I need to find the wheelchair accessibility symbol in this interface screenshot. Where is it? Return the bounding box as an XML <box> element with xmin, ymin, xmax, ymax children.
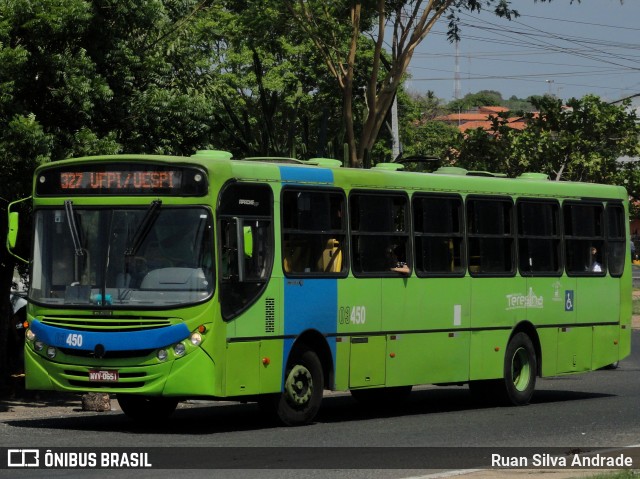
<box><xmin>565</xmin><ymin>290</ymin><xmax>574</xmax><ymax>312</ymax></box>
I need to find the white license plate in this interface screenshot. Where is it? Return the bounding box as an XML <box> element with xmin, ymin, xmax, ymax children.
<box><xmin>88</xmin><ymin>370</ymin><xmax>119</xmax><ymax>382</ymax></box>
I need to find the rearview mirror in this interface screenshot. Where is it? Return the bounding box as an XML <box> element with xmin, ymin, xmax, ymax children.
<box><xmin>7</xmin><ymin>211</ymin><xmax>19</xmax><ymax>250</ymax></box>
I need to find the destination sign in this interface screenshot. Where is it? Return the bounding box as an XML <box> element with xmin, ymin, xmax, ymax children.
<box><xmin>36</xmin><ymin>163</ymin><xmax>208</xmax><ymax>196</ymax></box>
<box><xmin>59</xmin><ymin>170</ymin><xmax>179</xmax><ymax>191</ymax></box>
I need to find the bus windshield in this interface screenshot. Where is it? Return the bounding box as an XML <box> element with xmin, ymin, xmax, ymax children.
<box><xmin>30</xmin><ymin>205</ymin><xmax>214</xmax><ymax>308</ymax></box>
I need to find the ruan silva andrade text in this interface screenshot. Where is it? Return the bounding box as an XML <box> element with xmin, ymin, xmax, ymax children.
<box><xmin>491</xmin><ymin>453</ymin><xmax>634</xmax><ymax>468</ymax></box>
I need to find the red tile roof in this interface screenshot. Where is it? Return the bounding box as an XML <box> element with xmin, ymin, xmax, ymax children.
<box><xmin>434</xmin><ymin>106</ymin><xmax>538</xmax><ymax>133</ymax></box>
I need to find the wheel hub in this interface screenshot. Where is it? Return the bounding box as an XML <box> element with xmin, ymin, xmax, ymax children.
<box><xmin>511</xmin><ymin>346</ymin><xmax>531</xmax><ymax>392</ymax></box>
<box><xmin>285</xmin><ymin>365</ymin><xmax>313</xmax><ymax>406</ymax></box>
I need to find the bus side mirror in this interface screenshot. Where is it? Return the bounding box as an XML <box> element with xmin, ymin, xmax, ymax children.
<box><xmin>7</xmin><ymin>211</ymin><xmax>19</xmax><ymax>250</ymax></box>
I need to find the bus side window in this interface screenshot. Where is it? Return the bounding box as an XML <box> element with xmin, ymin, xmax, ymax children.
<box><xmin>517</xmin><ymin>200</ymin><xmax>561</xmax><ymax>276</ymax></box>
<box><xmin>281</xmin><ymin>189</ymin><xmax>346</xmax><ymax>276</ymax></box>
<box><xmin>466</xmin><ymin>197</ymin><xmax>515</xmax><ymax>276</ymax></box>
<box><xmin>413</xmin><ymin>194</ymin><xmax>464</xmax><ymax>276</ymax></box>
<box><xmin>607</xmin><ymin>203</ymin><xmax>626</xmax><ymax>277</ymax></box>
<box><xmin>350</xmin><ymin>193</ymin><xmax>410</xmax><ymax>276</ymax></box>
<box><xmin>564</xmin><ymin>202</ymin><xmax>605</xmax><ymax>276</ymax></box>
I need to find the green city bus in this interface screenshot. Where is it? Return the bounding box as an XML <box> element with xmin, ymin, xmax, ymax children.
<box><xmin>10</xmin><ymin>151</ymin><xmax>631</xmax><ymax>425</ymax></box>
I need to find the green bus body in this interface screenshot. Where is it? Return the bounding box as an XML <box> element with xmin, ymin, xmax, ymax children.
<box><xmin>21</xmin><ymin>151</ymin><xmax>631</xmax><ymax>425</ymax></box>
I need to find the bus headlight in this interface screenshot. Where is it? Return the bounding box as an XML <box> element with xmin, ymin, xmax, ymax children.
<box><xmin>26</xmin><ymin>329</ymin><xmax>36</xmax><ymax>342</ymax></box>
<box><xmin>34</xmin><ymin>341</ymin><xmax>44</xmax><ymax>351</ymax></box>
<box><xmin>190</xmin><ymin>332</ymin><xmax>202</xmax><ymax>346</ymax></box>
<box><xmin>46</xmin><ymin>347</ymin><xmax>56</xmax><ymax>359</ymax></box>
<box><xmin>157</xmin><ymin>349</ymin><xmax>168</xmax><ymax>361</ymax></box>
<box><xmin>174</xmin><ymin>343</ymin><xmax>186</xmax><ymax>357</ymax></box>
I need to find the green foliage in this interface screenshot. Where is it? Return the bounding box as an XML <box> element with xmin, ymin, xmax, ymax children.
<box><xmin>451</xmin><ymin>95</ymin><xmax>640</xmax><ymax>193</ymax></box>
<box><xmin>196</xmin><ymin>0</ymin><xmax>350</xmax><ymax>159</ymax></box>
<box><xmin>401</xmin><ymin>120</ymin><xmax>461</xmax><ymax>164</ymax></box>
<box><xmin>503</xmin><ymin>95</ymin><xmax>535</xmax><ymax>115</ymax></box>
<box><xmin>0</xmin><ymin>115</ymin><xmax>52</xmax><ymax>195</ymax></box>
<box><xmin>0</xmin><ymin>0</ymin><xmax>219</xmax><ymax>184</ymax></box>
<box><xmin>447</xmin><ymin>90</ymin><xmax>504</xmax><ymax>112</ymax></box>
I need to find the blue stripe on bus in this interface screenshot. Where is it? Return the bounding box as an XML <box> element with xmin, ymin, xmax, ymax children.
<box><xmin>282</xmin><ymin>279</ymin><xmax>337</xmax><ymax>385</ymax></box>
<box><xmin>279</xmin><ymin>166</ymin><xmax>334</xmax><ymax>184</ymax></box>
<box><xmin>30</xmin><ymin>319</ymin><xmax>190</xmax><ymax>352</ymax></box>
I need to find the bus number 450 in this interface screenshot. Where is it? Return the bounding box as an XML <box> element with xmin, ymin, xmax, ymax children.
<box><xmin>339</xmin><ymin>306</ymin><xmax>366</xmax><ymax>325</ymax></box>
<box><xmin>65</xmin><ymin>333</ymin><xmax>83</xmax><ymax>347</ymax></box>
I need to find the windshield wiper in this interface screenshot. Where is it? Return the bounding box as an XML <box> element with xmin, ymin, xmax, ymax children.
<box><xmin>64</xmin><ymin>200</ymin><xmax>84</xmax><ymax>257</ymax></box>
<box><xmin>124</xmin><ymin>199</ymin><xmax>162</xmax><ymax>256</ymax></box>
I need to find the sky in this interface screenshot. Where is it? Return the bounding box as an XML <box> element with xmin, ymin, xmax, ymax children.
<box><xmin>404</xmin><ymin>0</ymin><xmax>640</xmax><ymax>103</ymax></box>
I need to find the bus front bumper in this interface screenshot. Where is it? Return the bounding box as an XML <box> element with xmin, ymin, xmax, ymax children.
<box><xmin>24</xmin><ymin>346</ymin><xmax>218</xmax><ymax>397</ymax></box>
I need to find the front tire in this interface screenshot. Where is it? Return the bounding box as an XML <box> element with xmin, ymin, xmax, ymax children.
<box><xmin>271</xmin><ymin>349</ymin><xmax>324</xmax><ymax>426</ymax></box>
<box><xmin>117</xmin><ymin>395</ymin><xmax>178</xmax><ymax>422</ymax></box>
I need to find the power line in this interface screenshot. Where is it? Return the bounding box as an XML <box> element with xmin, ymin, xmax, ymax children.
<box><xmin>408</xmin><ymin>3</ymin><xmax>640</xmax><ymax>99</ymax></box>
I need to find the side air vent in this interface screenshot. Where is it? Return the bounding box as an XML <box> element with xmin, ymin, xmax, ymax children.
<box><xmin>265</xmin><ymin>298</ymin><xmax>275</xmax><ymax>333</ymax></box>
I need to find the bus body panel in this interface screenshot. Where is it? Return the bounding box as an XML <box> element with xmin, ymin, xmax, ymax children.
<box><xmin>22</xmin><ymin>153</ymin><xmax>632</xmax><ymax>419</ymax></box>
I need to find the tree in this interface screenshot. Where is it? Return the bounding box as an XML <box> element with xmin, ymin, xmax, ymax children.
<box><xmin>0</xmin><ymin>0</ymin><xmax>221</xmax><ymax>393</ymax></box>
<box><xmin>285</xmin><ymin>0</ymin><xmax>529</xmax><ymax>167</ymax></box>
<box><xmin>511</xmin><ymin>95</ymin><xmax>639</xmax><ymax>183</ymax></box>
<box><xmin>199</xmin><ymin>1</ymin><xmax>348</xmax><ymax>159</ymax></box>
<box><xmin>454</xmin><ymin>95</ymin><xmax>640</xmax><ymax>189</ymax></box>
<box><xmin>398</xmin><ymin>89</ymin><xmax>461</xmax><ymax>166</ymax></box>
<box><xmin>448</xmin><ymin>90</ymin><xmax>504</xmax><ymax>112</ymax></box>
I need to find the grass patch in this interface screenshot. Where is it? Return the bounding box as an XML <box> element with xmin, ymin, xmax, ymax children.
<box><xmin>581</xmin><ymin>471</ymin><xmax>638</xmax><ymax>479</ymax></box>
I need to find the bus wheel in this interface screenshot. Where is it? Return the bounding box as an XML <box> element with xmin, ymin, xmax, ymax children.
<box><xmin>503</xmin><ymin>332</ymin><xmax>537</xmax><ymax>406</ymax></box>
<box><xmin>117</xmin><ymin>395</ymin><xmax>178</xmax><ymax>421</ymax></box>
<box><xmin>276</xmin><ymin>349</ymin><xmax>324</xmax><ymax>426</ymax></box>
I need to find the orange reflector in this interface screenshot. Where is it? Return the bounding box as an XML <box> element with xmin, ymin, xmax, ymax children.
<box><xmin>198</xmin><ymin>325</ymin><xmax>206</xmax><ymax>333</ymax></box>
<box><xmin>494</xmin><ymin>347</ymin><xmax>500</xmax><ymax>352</ymax></box>
<box><xmin>262</xmin><ymin>357</ymin><xmax>270</xmax><ymax>366</ymax></box>
<box><xmin>389</xmin><ymin>353</ymin><xmax>396</xmax><ymax>358</ymax></box>
<box><xmin>23</xmin><ymin>321</ymin><xmax>29</xmax><ymax>329</ymax></box>
<box><xmin>614</xmin><ymin>340</ymin><xmax>618</xmax><ymax>345</ymax></box>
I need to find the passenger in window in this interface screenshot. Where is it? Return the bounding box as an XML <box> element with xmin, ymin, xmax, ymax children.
<box><xmin>589</xmin><ymin>247</ymin><xmax>602</xmax><ymax>273</ymax></box>
<box><xmin>386</xmin><ymin>245</ymin><xmax>410</xmax><ymax>275</ymax></box>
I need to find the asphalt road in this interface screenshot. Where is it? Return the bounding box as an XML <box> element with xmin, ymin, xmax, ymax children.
<box><xmin>1</xmin><ymin>331</ymin><xmax>639</xmax><ymax>478</ymax></box>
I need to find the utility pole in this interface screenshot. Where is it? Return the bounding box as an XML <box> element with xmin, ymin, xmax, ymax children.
<box><xmin>454</xmin><ymin>40</ymin><xmax>461</xmax><ymax>100</ymax></box>
<box><xmin>546</xmin><ymin>79</ymin><xmax>555</xmax><ymax>96</ymax></box>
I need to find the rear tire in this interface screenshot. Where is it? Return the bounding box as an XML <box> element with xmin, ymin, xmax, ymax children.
<box><xmin>603</xmin><ymin>361</ymin><xmax>619</xmax><ymax>370</ymax></box>
<box><xmin>503</xmin><ymin>332</ymin><xmax>537</xmax><ymax>405</ymax></box>
<box><xmin>469</xmin><ymin>332</ymin><xmax>536</xmax><ymax>406</ymax></box>
<box><xmin>117</xmin><ymin>395</ymin><xmax>178</xmax><ymax>422</ymax></box>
